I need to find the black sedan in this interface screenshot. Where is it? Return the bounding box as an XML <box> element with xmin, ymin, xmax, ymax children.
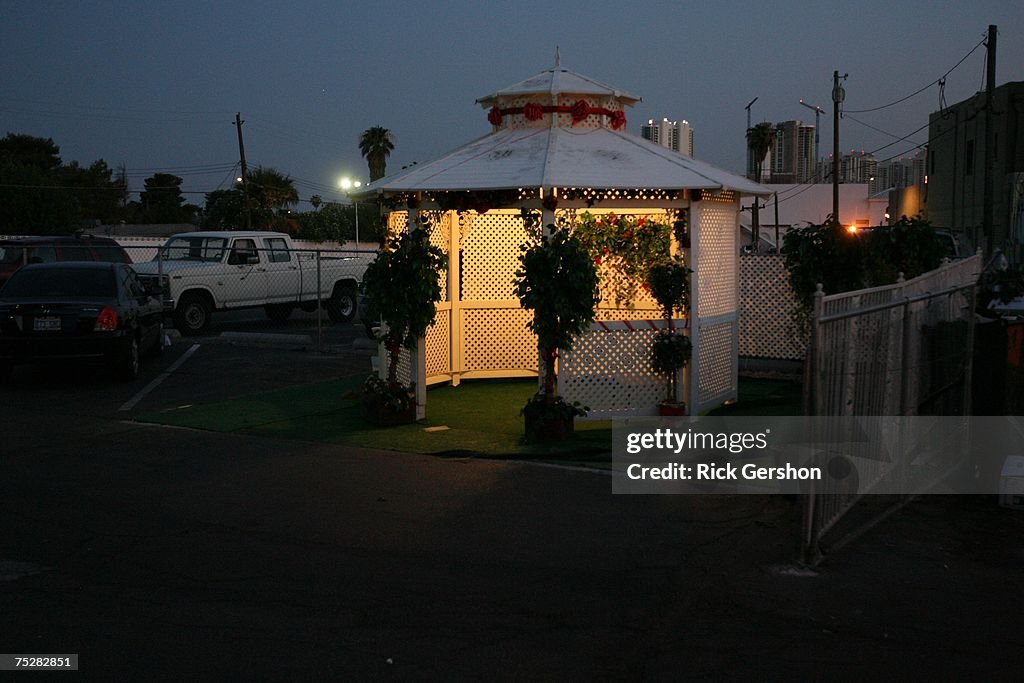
<box><xmin>0</xmin><ymin>262</ymin><xmax>164</xmax><ymax>382</ymax></box>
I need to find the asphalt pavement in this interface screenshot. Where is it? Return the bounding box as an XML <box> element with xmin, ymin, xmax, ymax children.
<box><xmin>1</xmin><ymin>330</ymin><xmax>1022</xmax><ymax>679</ymax></box>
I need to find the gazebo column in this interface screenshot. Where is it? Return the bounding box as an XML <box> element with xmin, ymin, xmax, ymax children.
<box><xmin>687</xmin><ymin>195</ymin><xmax>702</xmax><ymax>412</ymax></box>
<box><xmin>448</xmin><ymin>210</ymin><xmax>462</xmax><ymax>387</ymax></box>
<box><xmin>538</xmin><ymin>194</ymin><xmax>557</xmax><ymax>395</ymax></box>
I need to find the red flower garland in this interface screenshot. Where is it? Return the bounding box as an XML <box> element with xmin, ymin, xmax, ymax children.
<box><xmin>570</xmin><ymin>99</ymin><xmax>591</xmax><ymax>124</ymax></box>
<box><xmin>487</xmin><ymin>106</ymin><xmax>503</xmax><ymax>126</ymax></box>
<box><xmin>523</xmin><ymin>102</ymin><xmax>544</xmax><ymax>121</ymax></box>
<box><xmin>485</xmin><ymin>100</ymin><xmax>627</xmax><ymax>130</ymax></box>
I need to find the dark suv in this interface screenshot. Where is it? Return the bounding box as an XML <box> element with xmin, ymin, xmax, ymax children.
<box><xmin>0</xmin><ymin>234</ymin><xmax>132</xmax><ymax>288</ymax></box>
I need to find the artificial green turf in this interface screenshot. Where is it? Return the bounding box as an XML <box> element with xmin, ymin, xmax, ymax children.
<box><xmin>138</xmin><ymin>375</ymin><xmax>802</xmax><ymax>460</ymax></box>
<box><xmin>139</xmin><ymin>376</ymin><xmax>613</xmax><ymax>462</ymax></box>
<box><xmin>706</xmin><ymin>377</ymin><xmax>803</xmax><ymax>416</ymax></box>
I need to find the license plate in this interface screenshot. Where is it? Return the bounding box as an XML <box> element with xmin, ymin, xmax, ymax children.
<box><xmin>33</xmin><ymin>316</ymin><xmax>61</xmax><ymax>331</ymax></box>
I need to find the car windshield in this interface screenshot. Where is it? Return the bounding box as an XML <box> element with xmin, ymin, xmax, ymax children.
<box><xmin>0</xmin><ymin>267</ymin><xmax>116</xmax><ymax>299</ymax></box>
<box><xmin>159</xmin><ymin>236</ymin><xmax>228</xmax><ymax>262</ymax></box>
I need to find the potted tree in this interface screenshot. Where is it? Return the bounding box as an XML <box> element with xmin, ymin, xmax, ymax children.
<box><xmin>360</xmin><ymin>227</ymin><xmax>446</xmax><ymax>426</ymax></box>
<box><xmin>647</xmin><ymin>256</ymin><xmax>692</xmax><ymax>416</ymax></box>
<box><xmin>514</xmin><ymin>227</ymin><xmax>600</xmax><ymax>441</ymax></box>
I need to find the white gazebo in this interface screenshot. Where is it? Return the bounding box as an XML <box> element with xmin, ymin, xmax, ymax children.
<box><xmin>355</xmin><ymin>67</ymin><xmax>770</xmax><ymax>418</ymax></box>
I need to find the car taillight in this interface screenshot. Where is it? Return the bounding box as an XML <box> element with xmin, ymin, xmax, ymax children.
<box><xmin>94</xmin><ymin>306</ymin><xmax>119</xmax><ymax>332</ymax></box>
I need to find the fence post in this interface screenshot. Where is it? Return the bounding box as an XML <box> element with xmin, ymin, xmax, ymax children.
<box><xmin>898</xmin><ymin>277</ymin><xmax>913</xmax><ymax>417</ymax></box>
<box><xmin>801</xmin><ymin>282</ymin><xmax>825</xmax><ymax>564</ymax></box>
<box><xmin>962</xmin><ymin>284</ymin><xmax>977</xmax><ymax>416</ymax></box>
<box><xmin>316</xmin><ymin>249</ymin><xmax>323</xmax><ymax>353</ymax></box>
<box><xmin>806</xmin><ymin>283</ymin><xmax>824</xmax><ymax>417</ymax></box>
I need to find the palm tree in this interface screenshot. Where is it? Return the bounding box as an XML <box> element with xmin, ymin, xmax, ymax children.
<box><xmin>746</xmin><ymin>122</ymin><xmax>775</xmax><ymax>253</ymax></box>
<box><xmin>359</xmin><ymin>126</ymin><xmax>394</xmax><ymax>182</ymax></box>
<box><xmin>244</xmin><ymin>166</ymin><xmax>299</xmax><ymax>229</ymax></box>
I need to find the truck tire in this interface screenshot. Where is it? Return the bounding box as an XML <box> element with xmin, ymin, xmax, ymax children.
<box><xmin>326</xmin><ymin>283</ymin><xmax>357</xmax><ymax>323</ymax></box>
<box><xmin>175</xmin><ymin>293</ymin><xmax>212</xmax><ymax>335</ymax></box>
<box><xmin>264</xmin><ymin>303</ymin><xmax>294</xmax><ymax>323</ymax></box>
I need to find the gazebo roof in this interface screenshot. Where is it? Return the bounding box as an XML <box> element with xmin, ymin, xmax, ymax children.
<box><xmin>475</xmin><ymin>68</ymin><xmax>641</xmax><ymax>107</ymax></box>
<box><xmin>356</xmin><ymin>68</ymin><xmax>771</xmax><ymax>199</ymax></box>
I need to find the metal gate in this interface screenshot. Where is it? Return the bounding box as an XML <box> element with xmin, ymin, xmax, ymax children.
<box><xmin>802</xmin><ymin>255</ymin><xmax>982</xmax><ymax>560</ymax></box>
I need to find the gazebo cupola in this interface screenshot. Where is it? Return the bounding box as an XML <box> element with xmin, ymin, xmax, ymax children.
<box><xmin>476</xmin><ymin>68</ymin><xmax>639</xmax><ymax>134</ymax></box>
<box><xmin>356</xmin><ymin>67</ymin><xmax>771</xmax><ymax>419</ymax></box>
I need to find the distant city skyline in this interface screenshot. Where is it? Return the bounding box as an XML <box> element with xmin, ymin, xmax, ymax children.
<box><xmin>641</xmin><ymin>118</ymin><xmax>694</xmax><ymax>156</ymax></box>
<box><xmin>1</xmin><ymin>2</ymin><xmax>1020</xmax><ymax>207</ymax></box>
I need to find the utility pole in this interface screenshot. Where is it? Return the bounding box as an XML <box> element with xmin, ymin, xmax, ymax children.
<box><xmin>234</xmin><ymin>112</ymin><xmax>252</xmax><ymax>230</ymax></box>
<box><xmin>745</xmin><ymin>97</ymin><xmax>758</xmax><ymax>178</ymax></box>
<box><xmin>831</xmin><ymin>72</ymin><xmax>845</xmax><ymax>226</ymax></box>
<box><xmin>774</xmin><ymin>192</ymin><xmax>780</xmax><ymax>252</ymax></box>
<box><xmin>982</xmin><ymin>24</ymin><xmax>997</xmax><ymax>254</ymax></box>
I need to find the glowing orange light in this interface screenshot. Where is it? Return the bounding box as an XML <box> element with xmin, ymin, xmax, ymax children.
<box><xmin>847</xmin><ymin>225</ymin><xmax>858</xmax><ymax>234</ymax></box>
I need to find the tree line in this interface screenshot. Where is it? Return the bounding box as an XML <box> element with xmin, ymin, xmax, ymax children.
<box><xmin>0</xmin><ymin>127</ymin><xmax>397</xmax><ymax>243</ymax></box>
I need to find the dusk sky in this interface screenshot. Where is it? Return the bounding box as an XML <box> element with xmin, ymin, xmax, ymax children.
<box><xmin>2</xmin><ymin>1</ymin><xmax>1021</xmax><ymax>208</ymax></box>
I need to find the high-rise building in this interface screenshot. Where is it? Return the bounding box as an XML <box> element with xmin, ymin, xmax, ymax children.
<box><xmin>769</xmin><ymin>121</ymin><xmax>817</xmax><ymax>183</ymax></box>
<box><xmin>876</xmin><ymin>151</ymin><xmax>926</xmax><ymax>192</ymax></box>
<box><xmin>819</xmin><ymin>151</ymin><xmax>880</xmax><ymax>193</ymax></box>
<box><xmin>641</xmin><ymin>118</ymin><xmax>694</xmax><ymax>156</ymax></box>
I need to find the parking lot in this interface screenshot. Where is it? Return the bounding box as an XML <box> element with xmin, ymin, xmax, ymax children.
<box><xmin>1</xmin><ymin>314</ymin><xmax>375</xmax><ymax>420</ymax></box>
<box><xmin>3</xmin><ymin>306</ymin><xmax>1024</xmax><ymax>677</ymax></box>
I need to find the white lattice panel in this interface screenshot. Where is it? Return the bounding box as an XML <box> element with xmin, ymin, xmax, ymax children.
<box><xmin>388</xmin><ymin>211</ymin><xmax>408</xmax><ymax>238</ymax></box>
<box><xmin>696</xmin><ymin>201</ymin><xmax>738</xmax><ymax>319</ymax></box>
<box><xmin>460</xmin><ymin>211</ymin><xmax>530</xmax><ymax>301</ymax></box>
<box><xmin>426</xmin><ymin>309</ymin><xmax>451</xmax><ymax>379</ymax></box>
<box><xmin>394</xmin><ymin>347</ymin><xmax>412</xmax><ymax>388</ymax></box>
<box><xmin>594</xmin><ymin>305</ymin><xmax>661</xmax><ymax>321</ymax></box>
<box><xmin>697</xmin><ymin>321</ymin><xmax>736</xmax><ymax>407</ymax></box>
<box><xmin>461</xmin><ymin>308</ymin><xmax>538</xmax><ymax>372</ymax></box>
<box><xmin>739</xmin><ymin>255</ymin><xmax>806</xmax><ymax>360</ymax></box>
<box><xmin>430</xmin><ymin>212</ymin><xmax>450</xmax><ymax>301</ymax></box>
<box><xmin>561</xmin><ymin>320</ymin><xmax>686</xmax><ymax>418</ymax></box>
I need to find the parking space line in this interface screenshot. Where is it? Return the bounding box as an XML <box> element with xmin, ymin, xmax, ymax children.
<box><xmin>119</xmin><ymin>344</ymin><xmax>201</xmax><ymax>412</ymax></box>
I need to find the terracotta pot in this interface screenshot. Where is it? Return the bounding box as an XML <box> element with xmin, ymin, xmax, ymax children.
<box><xmin>523</xmin><ymin>409</ymin><xmax>575</xmax><ymax>442</ymax></box>
<box><xmin>658</xmin><ymin>402</ymin><xmax>688</xmax><ymax>417</ymax></box>
<box><xmin>363</xmin><ymin>395</ymin><xmax>417</xmax><ymax>426</ymax></box>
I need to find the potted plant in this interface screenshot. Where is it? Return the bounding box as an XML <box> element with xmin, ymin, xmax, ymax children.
<box><xmin>514</xmin><ymin>227</ymin><xmax>600</xmax><ymax>441</ymax></box>
<box><xmin>360</xmin><ymin>227</ymin><xmax>446</xmax><ymax>425</ymax></box>
<box><xmin>647</xmin><ymin>256</ymin><xmax>692</xmax><ymax>416</ymax></box>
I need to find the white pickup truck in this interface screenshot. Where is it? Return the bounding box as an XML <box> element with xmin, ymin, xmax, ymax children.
<box><xmin>133</xmin><ymin>231</ymin><xmax>371</xmax><ymax>335</ymax></box>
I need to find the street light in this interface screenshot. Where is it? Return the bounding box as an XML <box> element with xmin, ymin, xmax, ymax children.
<box><xmin>339</xmin><ymin>178</ymin><xmax>363</xmax><ymax>246</ymax></box>
<box><xmin>798</xmin><ymin>100</ymin><xmax>826</xmax><ymax>182</ymax></box>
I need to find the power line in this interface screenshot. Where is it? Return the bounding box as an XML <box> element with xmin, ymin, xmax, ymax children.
<box><xmin>844</xmin><ymin>35</ymin><xmax>986</xmax><ymax>114</ymax></box>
